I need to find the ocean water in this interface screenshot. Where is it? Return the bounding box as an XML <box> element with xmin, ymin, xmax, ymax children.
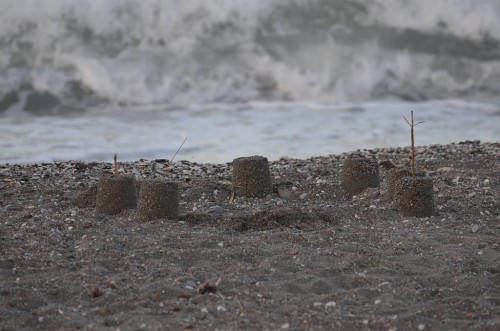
<box><xmin>1</xmin><ymin>0</ymin><xmax>500</xmax><ymax>163</ymax></box>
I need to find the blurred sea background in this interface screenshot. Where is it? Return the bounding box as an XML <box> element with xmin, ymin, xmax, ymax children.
<box><xmin>0</xmin><ymin>0</ymin><xmax>499</xmax><ymax>163</ymax></box>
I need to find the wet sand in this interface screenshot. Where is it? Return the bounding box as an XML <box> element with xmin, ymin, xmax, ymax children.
<box><xmin>0</xmin><ymin>141</ymin><xmax>499</xmax><ymax>330</ymax></box>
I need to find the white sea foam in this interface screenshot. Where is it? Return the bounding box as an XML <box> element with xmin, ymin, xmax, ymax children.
<box><xmin>1</xmin><ymin>0</ymin><xmax>500</xmax><ymax>111</ymax></box>
<box><xmin>1</xmin><ymin>1</ymin><xmax>499</xmax><ymax>163</ymax></box>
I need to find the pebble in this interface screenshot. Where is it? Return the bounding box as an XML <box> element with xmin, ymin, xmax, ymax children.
<box><xmin>299</xmin><ymin>193</ymin><xmax>308</xmax><ymax>200</ymax></box>
<box><xmin>277</xmin><ymin>186</ymin><xmax>294</xmax><ymax>200</ymax></box>
<box><xmin>281</xmin><ymin>323</ymin><xmax>290</xmax><ymax>329</ymax></box>
<box><xmin>185</xmin><ymin>280</ymin><xmax>197</xmax><ymax>290</ymax></box>
<box><xmin>207</xmin><ymin>206</ymin><xmax>225</xmax><ymax>215</ymax></box>
<box><xmin>325</xmin><ymin>301</ymin><xmax>336</xmax><ymax>308</ymax></box>
<box><xmin>418</xmin><ymin>324</ymin><xmax>425</xmax><ymax>330</ymax></box>
<box><xmin>471</xmin><ymin>224</ymin><xmax>480</xmax><ymax>233</ymax></box>
<box><xmin>217</xmin><ymin>305</ymin><xmax>226</xmax><ymax>312</ymax></box>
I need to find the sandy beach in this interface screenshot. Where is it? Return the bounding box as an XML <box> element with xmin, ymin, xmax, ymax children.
<box><xmin>0</xmin><ymin>141</ymin><xmax>499</xmax><ymax>330</ymax></box>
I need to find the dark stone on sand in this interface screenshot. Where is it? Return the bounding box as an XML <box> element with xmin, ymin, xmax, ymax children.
<box><xmin>206</xmin><ymin>205</ymin><xmax>225</xmax><ymax>215</ymax></box>
<box><xmin>393</xmin><ymin>176</ymin><xmax>436</xmax><ymax>217</ymax></box>
<box><xmin>197</xmin><ymin>281</ymin><xmax>218</xmax><ymax>294</ymax></box>
<box><xmin>341</xmin><ymin>157</ymin><xmax>380</xmax><ymax>197</ymax></box>
<box><xmin>138</xmin><ymin>181</ymin><xmax>179</xmax><ymax>221</ymax></box>
<box><xmin>232</xmin><ymin>156</ymin><xmax>272</xmax><ymax>198</ymax></box>
<box><xmin>73</xmin><ymin>185</ymin><xmax>97</xmax><ymax>208</ymax></box>
<box><xmin>96</xmin><ymin>176</ymin><xmax>137</xmax><ymax>215</ymax></box>
<box><xmin>24</xmin><ymin>91</ymin><xmax>60</xmax><ymax>113</ymax></box>
<box><xmin>72</xmin><ymin>162</ymin><xmax>90</xmax><ymax>172</ymax></box>
<box><xmin>0</xmin><ymin>91</ymin><xmax>19</xmax><ymax>113</ymax></box>
<box><xmin>387</xmin><ymin>168</ymin><xmax>425</xmax><ymax>201</ymax></box>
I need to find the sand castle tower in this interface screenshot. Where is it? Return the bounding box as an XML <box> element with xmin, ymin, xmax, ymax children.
<box><xmin>138</xmin><ymin>181</ymin><xmax>179</xmax><ymax>221</ymax></box>
<box><xmin>232</xmin><ymin>156</ymin><xmax>272</xmax><ymax>198</ymax></box>
<box><xmin>392</xmin><ymin>176</ymin><xmax>435</xmax><ymax>217</ymax></box>
<box><xmin>341</xmin><ymin>156</ymin><xmax>380</xmax><ymax>197</ymax></box>
<box><xmin>96</xmin><ymin>175</ymin><xmax>138</xmax><ymax>215</ymax></box>
<box><xmin>387</xmin><ymin>168</ymin><xmax>425</xmax><ymax>201</ymax></box>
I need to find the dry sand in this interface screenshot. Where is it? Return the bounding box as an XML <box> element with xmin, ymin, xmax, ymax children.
<box><xmin>0</xmin><ymin>141</ymin><xmax>499</xmax><ymax>330</ymax></box>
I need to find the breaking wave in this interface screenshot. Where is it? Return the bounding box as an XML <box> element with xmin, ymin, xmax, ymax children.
<box><xmin>1</xmin><ymin>0</ymin><xmax>500</xmax><ymax>113</ymax></box>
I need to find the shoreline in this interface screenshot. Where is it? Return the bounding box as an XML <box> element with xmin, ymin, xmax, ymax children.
<box><xmin>0</xmin><ymin>141</ymin><xmax>499</xmax><ymax>330</ymax></box>
<box><xmin>2</xmin><ymin>99</ymin><xmax>499</xmax><ymax>165</ymax></box>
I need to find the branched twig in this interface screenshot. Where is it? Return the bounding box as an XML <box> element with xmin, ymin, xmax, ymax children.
<box><xmin>402</xmin><ymin>111</ymin><xmax>425</xmax><ymax>177</ymax></box>
<box><xmin>171</xmin><ymin>138</ymin><xmax>188</xmax><ymax>163</ymax></box>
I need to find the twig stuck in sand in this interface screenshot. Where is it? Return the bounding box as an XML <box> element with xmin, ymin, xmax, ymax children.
<box><xmin>403</xmin><ymin>111</ymin><xmax>425</xmax><ymax>176</ymax></box>
<box><xmin>113</xmin><ymin>153</ymin><xmax>118</xmax><ymax>176</ymax></box>
<box><xmin>171</xmin><ymin>138</ymin><xmax>188</xmax><ymax>163</ymax></box>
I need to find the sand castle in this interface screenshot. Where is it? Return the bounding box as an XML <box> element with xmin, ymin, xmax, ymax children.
<box><xmin>138</xmin><ymin>180</ymin><xmax>179</xmax><ymax>221</ymax></box>
<box><xmin>341</xmin><ymin>156</ymin><xmax>380</xmax><ymax>197</ymax></box>
<box><xmin>88</xmin><ymin>151</ymin><xmax>435</xmax><ymax>220</ymax></box>
<box><xmin>392</xmin><ymin>176</ymin><xmax>435</xmax><ymax>217</ymax></box>
<box><xmin>95</xmin><ymin>175</ymin><xmax>137</xmax><ymax>215</ymax></box>
<box><xmin>232</xmin><ymin>155</ymin><xmax>273</xmax><ymax>198</ymax></box>
<box><xmin>88</xmin><ymin>111</ymin><xmax>437</xmax><ymax>219</ymax></box>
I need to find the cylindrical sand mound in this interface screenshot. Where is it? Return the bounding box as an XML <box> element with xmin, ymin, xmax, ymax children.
<box><xmin>96</xmin><ymin>176</ymin><xmax>138</xmax><ymax>215</ymax></box>
<box><xmin>393</xmin><ymin>176</ymin><xmax>435</xmax><ymax>217</ymax></box>
<box><xmin>341</xmin><ymin>157</ymin><xmax>380</xmax><ymax>197</ymax></box>
<box><xmin>232</xmin><ymin>156</ymin><xmax>272</xmax><ymax>198</ymax></box>
<box><xmin>387</xmin><ymin>168</ymin><xmax>425</xmax><ymax>201</ymax></box>
<box><xmin>138</xmin><ymin>181</ymin><xmax>179</xmax><ymax>221</ymax></box>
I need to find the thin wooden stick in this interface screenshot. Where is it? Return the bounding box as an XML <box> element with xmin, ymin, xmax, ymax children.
<box><xmin>402</xmin><ymin>111</ymin><xmax>426</xmax><ymax>177</ymax></box>
<box><xmin>171</xmin><ymin>138</ymin><xmax>187</xmax><ymax>163</ymax></box>
<box><xmin>410</xmin><ymin>111</ymin><xmax>415</xmax><ymax>177</ymax></box>
<box><xmin>113</xmin><ymin>153</ymin><xmax>118</xmax><ymax>176</ymax></box>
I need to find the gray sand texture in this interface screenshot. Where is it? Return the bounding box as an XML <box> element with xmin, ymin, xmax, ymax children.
<box><xmin>0</xmin><ymin>141</ymin><xmax>499</xmax><ymax>330</ymax></box>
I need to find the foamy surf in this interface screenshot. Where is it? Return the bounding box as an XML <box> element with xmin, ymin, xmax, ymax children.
<box><xmin>1</xmin><ymin>1</ymin><xmax>500</xmax><ymax>163</ymax></box>
<box><xmin>1</xmin><ymin>0</ymin><xmax>500</xmax><ymax>112</ymax></box>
